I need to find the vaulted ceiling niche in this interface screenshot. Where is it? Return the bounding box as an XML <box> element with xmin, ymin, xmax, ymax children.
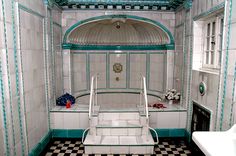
<box><xmin>63</xmin><ymin>15</ymin><xmax>174</xmax><ymax>50</ymax></box>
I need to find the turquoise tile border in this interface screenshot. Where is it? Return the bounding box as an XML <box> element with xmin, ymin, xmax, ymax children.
<box><xmin>11</xmin><ymin>0</ymin><xmax>26</xmax><ymax>154</ymax></box>
<box><xmin>153</xmin><ymin>129</ymin><xmax>187</xmax><ymax>138</ymax></box>
<box><xmin>51</xmin><ymin>129</ymin><xmax>187</xmax><ymax>139</ymax></box>
<box><xmin>63</xmin><ymin>44</ymin><xmax>175</xmax><ymax>51</ymax></box>
<box><xmin>0</xmin><ymin>0</ymin><xmax>12</xmax><ymax>155</ymax></box>
<box><xmin>52</xmin><ymin>129</ymin><xmax>85</xmax><ymax>138</ymax></box>
<box><xmin>29</xmin><ymin>131</ymin><xmax>52</xmax><ymax>156</ymax></box>
<box><xmin>220</xmin><ymin>0</ymin><xmax>233</xmax><ymax>131</ymax></box>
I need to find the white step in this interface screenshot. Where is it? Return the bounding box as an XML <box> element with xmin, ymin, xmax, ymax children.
<box><xmin>84</xmin><ymin>135</ymin><xmax>155</xmax><ymax>154</ymax></box>
<box><xmin>98</xmin><ymin>112</ymin><xmax>140</xmax><ymax>121</ymax></box>
<box><xmin>96</xmin><ymin>120</ymin><xmax>143</xmax><ymax>136</ymax></box>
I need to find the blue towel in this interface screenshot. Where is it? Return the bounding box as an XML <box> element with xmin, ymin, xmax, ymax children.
<box><xmin>56</xmin><ymin>93</ymin><xmax>75</xmax><ymax>106</ymax></box>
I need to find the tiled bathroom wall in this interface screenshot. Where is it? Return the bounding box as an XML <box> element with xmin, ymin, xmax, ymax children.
<box><xmin>0</xmin><ymin>0</ymin><xmax>63</xmax><ymax>155</ymax></box>
<box><xmin>175</xmin><ymin>0</ymin><xmax>236</xmax><ymax>132</ymax></box>
<box><xmin>70</xmin><ymin>51</ymin><xmax>169</xmax><ymax>98</ymax></box>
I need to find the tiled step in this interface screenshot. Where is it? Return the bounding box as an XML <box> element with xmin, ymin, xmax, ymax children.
<box><xmin>84</xmin><ymin>135</ymin><xmax>155</xmax><ymax>154</ymax></box>
<box><xmin>97</xmin><ymin>120</ymin><xmax>141</xmax><ymax>127</ymax></box>
<box><xmin>96</xmin><ymin>127</ymin><xmax>142</xmax><ymax>136</ymax></box>
<box><xmin>98</xmin><ymin>112</ymin><xmax>140</xmax><ymax>121</ymax></box>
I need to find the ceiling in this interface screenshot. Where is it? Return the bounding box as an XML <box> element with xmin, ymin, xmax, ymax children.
<box><xmin>68</xmin><ymin>18</ymin><xmax>170</xmax><ymax>45</ymax></box>
<box><xmin>52</xmin><ymin>0</ymin><xmax>190</xmax><ymax>11</ymax></box>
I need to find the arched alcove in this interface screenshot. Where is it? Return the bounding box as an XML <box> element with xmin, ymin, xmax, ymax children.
<box><xmin>63</xmin><ymin>15</ymin><xmax>174</xmax><ymax>50</ymax></box>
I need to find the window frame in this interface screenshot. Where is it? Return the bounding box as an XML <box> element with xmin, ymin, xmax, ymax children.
<box><xmin>202</xmin><ymin>14</ymin><xmax>223</xmax><ymax>69</ymax></box>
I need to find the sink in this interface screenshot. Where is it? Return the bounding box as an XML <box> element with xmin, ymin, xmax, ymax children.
<box><xmin>192</xmin><ymin>124</ymin><xmax>236</xmax><ymax>156</ymax></box>
<box><xmin>227</xmin><ymin>124</ymin><xmax>236</xmax><ymax>133</ymax></box>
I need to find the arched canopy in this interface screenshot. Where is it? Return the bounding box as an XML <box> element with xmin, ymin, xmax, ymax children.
<box><xmin>63</xmin><ymin>15</ymin><xmax>175</xmax><ymax>50</ymax></box>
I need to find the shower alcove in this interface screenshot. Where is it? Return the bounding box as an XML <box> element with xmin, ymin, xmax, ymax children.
<box><xmin>50</xmin><ymin>15</ymin><xmax>187</xmax><ymax>137</ymax></box>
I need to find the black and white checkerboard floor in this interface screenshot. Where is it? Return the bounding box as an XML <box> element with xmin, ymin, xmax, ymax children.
<box><xmin>42</xmin><ymin>138</ymin><xmax>193</xmax><ymax>156</ymax></box>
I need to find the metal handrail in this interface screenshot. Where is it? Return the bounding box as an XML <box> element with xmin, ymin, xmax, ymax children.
<box><xmin>139</xmin><ymin>75</ymin><xmax>149</xmax><ymax>121</ymax></box>
<box><xmin>88</xmin><ymin>74</ymin><xmax>98</xmax><ymax>119</ymax></box>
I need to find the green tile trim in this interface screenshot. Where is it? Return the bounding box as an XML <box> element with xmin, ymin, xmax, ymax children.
<box><xmin>29</xmin><ymin>131</ymin><xmax>52</xmax><ymax>156</ymax></box>
<box><xmin>151</xmin><ymin>129</ymin><xmax>187</xmax><ymax>138</ymax></box>
<box><xmin>220</xmin><ymin>0</ymin><xmax>232</xmax><ymax>131</ymax></box>
<box><xmin>193</xmin><ymin>2</ymin><xmax>225</xmax><ymax>21</ymax></box>
<box><xmin>11</xmin><ymin>0</ymin><xmax>25</xmax><ymax>154</ymax></box>
<box><xmin>52</xmin><ymin>129</ymin><xmax>85</xmax><ymax>138</ymax></box>
<box><xmin>51</xmin><ymin>128</ymin><xmax>187</xmax><ymax>139</ymax></box>
<box><xmin>63</xmin><ymin>14</ymin><xmax>175</xmax><ymax>45</ymax></box>
<box><xmin>0</xmin><ymin>0</ymin><xmax>12</xmax><ymax>155</ymax></box>
<box><xmin>62</xmin><ymin>43</ymin><xmax>175</xmax><ymax>51</ymax></box>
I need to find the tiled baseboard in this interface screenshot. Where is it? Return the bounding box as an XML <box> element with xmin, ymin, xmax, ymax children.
<box><xmin>29</xmin><ymin>131</ymin><xmax>52</xmax><ymax>156</ymax></box>
<box><xmin>29</xmin><ymin>128</ymin><xmax>189</xmax><ymax>156</ymax></box>
<box><xmin>51</xmin><ymin>128</ymin><xmax>188</xmax><ymax>138</ymax></box>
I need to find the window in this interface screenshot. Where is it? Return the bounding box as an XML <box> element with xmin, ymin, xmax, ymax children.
<box><xmin>203</xmin><ymin>15</ymin><xmax>223</xmax><ymax>69</ymax></box>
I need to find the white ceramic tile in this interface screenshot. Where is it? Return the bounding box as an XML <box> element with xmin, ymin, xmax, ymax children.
<box><xmin>101</xmin><ymin>136</ymin><xmax>119</xmax><ymax>145</ymax></box>
<box><xmin>110</xmin><ymin>128</ymin><xmax>128</xmax><ymax>136</ymax></box>
<box><xmin>130</xmin><ymin>146</ymin><xmax>146</xmax><ymax>154</ymax></box>
<box><xmin>93</xmin><ymin>146</ymin><xmax>110</xmax><ymax>154</ymax></box>
<box><xmin>157</xmin><ymin>112</ymin><xmax>179</xmax><ymax>128</ymax></box>
<box><xmin>110</xmin><ymin>146</ymin><xmax>129</xmax><ymax>154</ymax></box>
<box><xmin>79</xmin><ymin>113</ymin><xmax>89</xmax><ymax>128</ymax></box>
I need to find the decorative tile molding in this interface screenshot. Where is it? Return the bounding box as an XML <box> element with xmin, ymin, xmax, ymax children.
<box><xmin>0</xmin><ymin>0</ymin><xmax>12</xmax><ymax>154</ymax></box>
<box><xmin>219</xmin><ymin>0</ymin><xmax>233</xmax><ymax>131</ymax></box>
<box><xmin>51</xmin><ymin>128</ymin><xmax>187</xmax><ymax>138</ymax></box>
<box><xmin>45</xmin><ymin>0</ymin><xmax>187</xmax><ymax>11</ymax></box>
<box><xmin>183</xmin><ymin>0</ymin><xmax>192</xmax><ymax>10</ymax></box>
<box><xmin>63</xmin><ymin>44</ymin><xmax>175</xmax><ymax>50</ymax></box>
<box><xmin>11</xmin><ymin>0</ymin><xmax>26</xmax><ymax>154</ymax></box>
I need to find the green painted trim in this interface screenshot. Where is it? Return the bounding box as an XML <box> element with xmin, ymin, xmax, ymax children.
<box><xmin>51</xmin><ymin>128</ymin><xmax>187</xmax><ymax>139</ymax></box>
<box><xmin>193</xmin><ymin>2</ymin><xmax>225</xmax><ymax>21</ymax></box>
<box><xmin>62</xmin><ymin>43</ymin><xmax>175</xmax><ymax>51</ymax></box>
<box><xmin>29</xmin><ymin>131</ymin><xmax>52</xmax><ymax>156</ymax></box>
<box><xmin>152</xmin><ymin>129</ymin><xmax>187</xmax><ymax>138</ymax></box>
<box><xmin>220</xmin><ymin>0</ymin><xmax>232</xmax><ymax>131</ymax></box>
<box><xmin>63</xmin><ymin>14</ymin><xmax>175</xmax><ymax>45</ymax></box>
<box><xmin>18</xmin><ymin>3</ymin><xmax>44</xmax><ymax>18</ymax></box>
<box><xmin>11</xmin><ymin>0</ymin><xmax>25</xmax><ymax>154</ymax></box>
<box><xmin>52</xmin><ymin>129</ymin><xmax>85</xmax><ymax>138</ymax></box>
